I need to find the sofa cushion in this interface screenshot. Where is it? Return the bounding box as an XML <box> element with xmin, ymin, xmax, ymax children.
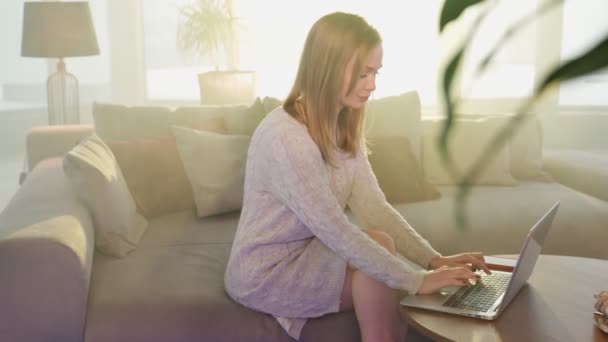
<box><xmin>543</xmin><ymin>149</ymin><xmax>608</xmax><ymax>201</ymax></box>
<box><xmin>84</xmin><ymin>210</ymin><xmax>361</xmax><ymax>342</ymax></box>
<box><xmin>224</xmin><ymin>97</ymin><xmax>267</xmax><ymax>135</ymax></box>
<box><xmin>262</xmin><ymin>96</ymin><xmax>283</xmax><ymax>115</ymax></box>
<box><xmin>63</xmin><ymin>133</ymin><xmax>148</xmax><ymax>258</ymax></box>
<box><xmin>107</xmin><ymin>117</ymin><xmax>227</xmax><ymax>219</ymax></box>
<box><xmin>173</xmin><ymin>126</ymin><xmax>250</xmax><ymax>218</ymax></box>
<box><xmin>507</xmin><ymin>114</ymin><xmax>553</xmax><ymax>182</ymax></box>
<box><xmin>107</xmin><ymin>138</ymin><xmax>194</xmax><ymax>218</ymax></box>
<box><xmin>94</xmin><ymin>98</ymin><xmax>266</xmax><ymax>142</ymax></box>
<box><xmin>422</xmin><ymin>117</ymin><xmax>517</xmax><ymax>185</ymax></box>
<box><xmin>93</xmin><ymin>103</ymin><xmax>172</xmax><ymax>141</ymax></box>
<box><xmin>395</xmin><ymin>181</ymin><xmax>608</xmax><ymax>260</ymax></box>
<box><xmin>368</xmin><ymin>136</ymin><xmax>440</xmax><ymax>204</ymax></box>
<box><xmin>365</xmin><ymin>91</ymin><xmax>422</xmax><ymax>160</ymax></box>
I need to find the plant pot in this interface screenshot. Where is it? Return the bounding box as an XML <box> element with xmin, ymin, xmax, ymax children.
<box><xmin>197</xmin><ymin>70</ymin><xmax>256</xmax><ymax>105</ymax></box>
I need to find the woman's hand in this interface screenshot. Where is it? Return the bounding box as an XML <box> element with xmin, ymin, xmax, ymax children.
<box><xmin>428</xmin><ymin>253</ymin><xmax>491</xmax><ymax>275</ymax></box>
<box><xmin>416</xmin><ymin>266</ymin><xmax>480</xmax><ymax>295</ymax></box>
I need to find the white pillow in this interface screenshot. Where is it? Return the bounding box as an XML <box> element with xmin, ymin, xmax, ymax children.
<box><xmin>172</xmin><ymin>126</ymin><xmax>251</xmax><ymax>217</ymax></box>
<box><xmin>63</xmin><ymin>133</ymin><xmax>148</xmax><ymax>257</ymax></box>
<box><xmin>422</xmin><ymin>117</ymin><xmax>517</xmax><ymax>185</ymax></box>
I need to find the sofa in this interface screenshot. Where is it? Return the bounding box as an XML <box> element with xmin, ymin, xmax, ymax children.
<box><xmin>1</xmin><ymin>91</ymin><xmax>607</xmax><ymax>342</ymax></box>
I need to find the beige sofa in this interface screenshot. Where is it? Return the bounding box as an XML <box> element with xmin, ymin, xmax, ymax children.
<box><xmin>1</xmin><ymin>92</ymin><xmax>607</xmax><ymax>342</ymax></box>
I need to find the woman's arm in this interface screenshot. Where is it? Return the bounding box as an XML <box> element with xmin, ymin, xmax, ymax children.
<box><xmin>266</xmin><ymin>128</ymin><xmax>425</xmax><ymax>293</ymax></box>
<box><xmin>347</xmin><ymin>147</ymin><xmax>441</xmax><ymax>269</ymax></box>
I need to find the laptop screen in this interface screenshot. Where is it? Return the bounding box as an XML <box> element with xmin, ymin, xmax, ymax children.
<box><xmin>498</xmin><ymin>202</ymin><xmax>559</xmax><ymax>311</ymax></box>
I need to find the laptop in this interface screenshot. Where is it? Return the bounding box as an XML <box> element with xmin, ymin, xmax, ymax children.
<box><xmin>400</xmin><ymin>201</ymin><xmax>560</xmax><ymax>320</ymax></box>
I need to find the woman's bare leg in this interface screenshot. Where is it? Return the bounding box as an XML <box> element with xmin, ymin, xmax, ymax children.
<box><xmin>340</xmin><ymin>230</ymin><xmax>407</xmax><ymax>342</ymax></box>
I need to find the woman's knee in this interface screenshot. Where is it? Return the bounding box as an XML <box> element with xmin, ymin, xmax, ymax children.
<box><xmin>365</xmin><ymin>230</ymin><xmax>396</xmax><ymax>254</ymax></box>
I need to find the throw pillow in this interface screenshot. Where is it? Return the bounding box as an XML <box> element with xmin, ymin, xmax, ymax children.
<box><xmin>368</xmin><ymin>136</ymin><xmax>440</xmax><ymax>204</ymax></box>
<box><xmin>107</xmin><ymin>117</ymin><xmax>227</xmax><ymax>219</ymax></box>
<box><xmin>509</xmin><ymin>115</ymin><xmax>553</xmax><ymax>182</ymax></box>
<box><xmin>173</xmin><ymin>126</ymin><xmax>251</xmax><ymax>218</ymax></box>
<box><xmin>422</xmin><ymin>117</ymin><xmax>517</xmax><ymax>185</ymax></box>
<box><xmin>262</xmin><ymin>96</ymin><xmax>283</xmax><ymax>114</ymax></box>
<box><xmin>93</xmin><ymin>103</ymin><xmax>172</xmax><ymax>141</ymax></box>
<box><xmin>63</xmin><ymin>133</ymin><xmax>148</xmax><ymax>258</ymax></box>
<box><xmin>223</xmin><ymin>97</ymin><xmax>267</xmax><ymax>135</ymax></box>
<box><xmin>94</xmin><ymin>98</ymin><xmax>265</xmax><ymax>141</ymax></box>
<box><xmin>365</xmin><ymin>91</ymin><xmax>422</xmax><ymax>160</ymax></box>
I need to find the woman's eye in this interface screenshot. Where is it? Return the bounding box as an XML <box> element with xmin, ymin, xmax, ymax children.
<box><xmin>360</xmin><ymin>71</ymin><xmax>379</xmax><ymax>79</ymax></box>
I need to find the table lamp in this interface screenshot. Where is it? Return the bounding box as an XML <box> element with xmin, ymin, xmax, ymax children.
<box><xmin>21</xmin><ymin>1</ymin><xmax>99</xmax><ymax>125</ymax></box>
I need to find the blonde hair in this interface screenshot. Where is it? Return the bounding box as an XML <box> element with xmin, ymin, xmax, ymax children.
<box><xmin>283</xmin><ymin>12</ymin><xmax>381</xmax><ymax>164</ymax></box>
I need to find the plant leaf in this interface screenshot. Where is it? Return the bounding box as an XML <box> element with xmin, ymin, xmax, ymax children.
<box><xmin>439</xmin><ymin>4</ymin><xmax>492</xmax><ymax>227</ymax></box>
<box><xmin>476</xmin><ymin>0</ymin><xmax>563</xmax><ymax>76</ymax></box>
<box><xmin>538</xmin><ymin>34</ymin><xmax>608</xmax><ymax>89</ymax></box>
<box><xmin>439</xmin><ymin>6</ymin><xmax>491</xmax><ymax>174</ymax></box>
<box><xmin>439</xmin><ymin>0</ymin><xmax>485</xmax><ymax>33</ymax></box>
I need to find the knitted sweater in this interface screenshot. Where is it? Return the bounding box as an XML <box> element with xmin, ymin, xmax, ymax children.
<box><xmin>224</xmin><ymin>107</ymin><xmax>440</xmax><ymax>339</ymax></box>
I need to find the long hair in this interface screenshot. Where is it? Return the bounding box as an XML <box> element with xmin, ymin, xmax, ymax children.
<box><xmin>283</xmin><ymin>12</ymin><xmax>381</xmax><ymax>164</ymax></box>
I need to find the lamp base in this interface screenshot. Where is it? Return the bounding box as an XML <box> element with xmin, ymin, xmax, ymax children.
<box><xmin>47</xmin><ymin>58</ymin><xmax>80</xmax><ymax>125</ymax></box>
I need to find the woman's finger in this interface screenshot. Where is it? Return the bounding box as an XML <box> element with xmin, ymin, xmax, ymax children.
<box><xmin>451</xmin><ymin>267</ymin><xmax>480</xmax><ymax>280</ymax></box>
<box><xmin>467</xmin><ymin>254</ymin><xmax>492</xmax><ymax>274</ymax></box>
<box><xmin>468</xmin><ymin>252</ymin><xmax>485</xmax><ymax>261</ymax></box>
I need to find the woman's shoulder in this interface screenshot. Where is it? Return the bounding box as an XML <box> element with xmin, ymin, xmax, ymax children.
<box><xmin>257</xmin><ymin>107</ymin><xmax>311</xmax><ymax>143</ymax></box>
<box><xmin>253</xmin><ymin>107</ymin><xmax>321</xmax><ymax>158</ymax></box>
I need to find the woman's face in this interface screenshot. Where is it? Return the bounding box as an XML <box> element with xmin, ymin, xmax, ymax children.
<box><xmin>340</xmin><ymin>44</ymin><xmax>383</xmax><ymax>110</ymax></box>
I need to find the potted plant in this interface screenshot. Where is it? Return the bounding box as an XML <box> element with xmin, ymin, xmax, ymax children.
<box><xmin>177</xmin><ymin>0</ymin><xmax>255</xmax><ymax>105</ymax></box>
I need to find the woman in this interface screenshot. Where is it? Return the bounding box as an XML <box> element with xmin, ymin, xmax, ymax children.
<box><xmin>225</xmin><ymin>12</ymin><xmax>490</xmax><ymax>342</ymax></box>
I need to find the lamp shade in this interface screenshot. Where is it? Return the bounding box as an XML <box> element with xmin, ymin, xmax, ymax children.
<box><xmin>21</xmin><ymin>1</ymin><xmax>99</xmax><ymax>58</ymax></box>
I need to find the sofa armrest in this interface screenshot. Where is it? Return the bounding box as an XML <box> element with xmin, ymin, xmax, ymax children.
<box><xmin>26</xmin><ymin>124</ymin><xmax>94</xmax><ymax>171</ymax></box>
<box><xmin>543</xmin><ymin>149</ymin><xmax>608</xmax><ymax>202</ymax></box>
<box><xmin>0</xmin><ymin>158</ymin><xmax>95</xmax><ymax>342</ymax></box>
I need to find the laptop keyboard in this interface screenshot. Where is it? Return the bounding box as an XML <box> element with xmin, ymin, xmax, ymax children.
<box><xmin>442</xmin><ymin>272</ymin><xmax>511</xmax><ymax>312</ymax></box>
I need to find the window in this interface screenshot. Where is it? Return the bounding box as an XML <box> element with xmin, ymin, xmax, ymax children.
<box><xmin>141</xmin><ymin>0</ymin><xmax>202</xmax><ymax>101</ymax></box>
<box><xmin>558</xmin><ymin>0</ymin><xmax>608</xmax><ymax>107</ymax></box>
<box><xmin>141</xmin><ymin>0</ymin><xmax>441</xmax><ymax>104</ymax></box>
<box><xmin>450</xmin><ymin>1</ymin><xmax>538</xmax><ymax>100</ymax></box>
<box><xmin>140</xmin><ymin>0</ymin><xmax>607</xmax><ymax>112</ymax></box>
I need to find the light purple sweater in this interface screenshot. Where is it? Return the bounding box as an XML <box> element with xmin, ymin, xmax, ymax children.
<box><xmin>224</xmin><ymin>107</ymin><xmax>440</xmax><ymax>339</ymax></box>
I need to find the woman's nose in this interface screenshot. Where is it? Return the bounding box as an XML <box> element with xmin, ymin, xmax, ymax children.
<box><xmin>366</xmin><ymin>75</ymin><xmax>376</xmax><ymax>91</ymax></box>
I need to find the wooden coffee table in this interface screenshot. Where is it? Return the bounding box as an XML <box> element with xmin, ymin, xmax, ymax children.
<box><xmin>403</xmin><ymin>255</ymin><xmax>608</xmax><ymax>341</ymax></box>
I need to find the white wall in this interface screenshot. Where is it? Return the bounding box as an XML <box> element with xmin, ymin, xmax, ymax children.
<box><xmin>68</xmin><ymin>0</ymin><xmax>111</xmax><ymax>85</ymax></box>
<box><xmin>0</xmin><ymin>1</ymin><xmax>47</xmax><ymax>86</ymax></box>
<box><xmin>107</xmin><ymin>0</ymin><xmax>146</xmax><ymax>105</ymax></box>
<box><xmin>0</xmin><ymin>0</ymin><xmax>111</xmax><ymax>103</ymax></box>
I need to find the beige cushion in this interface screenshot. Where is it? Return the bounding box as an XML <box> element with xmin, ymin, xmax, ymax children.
<box><xmin>543</xmin><ymin>149</ymin><xmax>608</xmax><ymax>201</ymax></box>
<box><xmin>262</xmin><ymin>96</ymin><xmax>283</xmax><ymax>115</ymax></box>
<box><xmin>93</xmin><ymin>103</ymin><xmax>172</xmax><ymax>141</ymax></box>
<box><xmin>107</xmin><ymin>117</ymin><xmax>227</xmax><ymax>219</ymax></box>
<box><xmin>223</xmin><ymin>98</ymin><xmax>267</xmax><ymax>135</ymax></box>
<box><xmin>368</xmin><ymin>136</ymin><xmax>440</xmax><ymax>204</ymax></box>
<box><xmin>509</xmin><ymin>115</ymin><xmax>553</xmax><ymax>181</ymax></box>
<box><xmin>107</xmin><ymin>138</ymin><xmax>193</xmax><ymax>219</ymax></box>
<box><xmin>93</xmin><ymin>98</ymin><xmax>266</xmax><ymax>142</ymax></box>
<box><xmin>365</xmin><ymin>91</ymin><xmax>422</xmax><ymax>160</ymax></box>
<box><xmin>63</xmin><ymin>133</ymin><xmax>148</xmax><ymax>257</ymax></box>
<box><xmin>173</xmin><ymin>126</ymin><xmax>251</xmax><ymax>218</ymax></box>
<box><xmin>423</xmin><ymin>117</ymin><xmax>516</xmax><ymax>185</ymax></box>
